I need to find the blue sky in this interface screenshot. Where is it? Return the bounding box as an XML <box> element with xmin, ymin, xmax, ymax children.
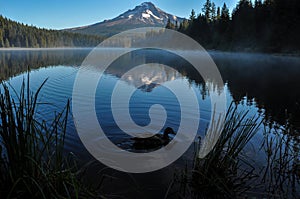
<box><xmin>0</xmin><ymin>0</ymin><xmax>239</xmax><ymax>29</ymax></box>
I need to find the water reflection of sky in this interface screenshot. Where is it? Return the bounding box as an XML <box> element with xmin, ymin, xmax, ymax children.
<box><xmin>2</xmin><ymin>49</ymin><xmax>300</xmax><ymax>150</ymax></box>
<box><xmin>1</xmin><ymin>49</ymin><xmax>300</xmax><ymax>198</ymax></box>
<box><xmin>95</xmin><ymin>63</ymin><xmax>215</xmax><ymax>149</ymax></box>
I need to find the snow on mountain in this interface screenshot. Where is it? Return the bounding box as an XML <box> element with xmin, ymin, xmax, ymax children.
<box><xmin>115</xmin><ymin>2</ymin><xmax>182</xmax><ymax>25</ymax></box>
<box><xmin>66</xmin><ymin>2</ymin><xmax>185</xmax><ymax>36</ymax></box>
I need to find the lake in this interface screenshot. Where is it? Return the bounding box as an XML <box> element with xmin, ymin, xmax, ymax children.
<box><xmin>1</xmin><ymin>48</ymin><xmax>300</xmax><ymax>197</ymax></box>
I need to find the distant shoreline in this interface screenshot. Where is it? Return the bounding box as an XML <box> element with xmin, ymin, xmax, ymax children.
<box><xmin>208</xmin><ymin>49</ymin><xmax>300</xmax><ymax>58</ymax></box>
<box><xmin>1</xmin><ymin>47</ymin><xmax>299</xmax><ymax>58</ymax></box>
<box><xmin>0</xmin><ymin>47</ymin><xmax>95</xmax><ymax>51</ymax></box>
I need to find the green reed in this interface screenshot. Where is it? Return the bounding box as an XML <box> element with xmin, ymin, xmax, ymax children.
<box><xmin>173</xmin><ymin>103</ymin><xmax>262</xmax><ymax>198</ymax></box>
<box><xmin>260</xmin><ymin>124</ymin><xmax>300</xmax><ymax>198</ymax></box>
<box><xmin>0</xmin><ymin>77</ymin><xmax>97</xmax><ymax>198</ymax></box>
<box><xmin>170</xmin><ymin>103</ymin><xmax>300</xmax><ymax>198</ymax></box>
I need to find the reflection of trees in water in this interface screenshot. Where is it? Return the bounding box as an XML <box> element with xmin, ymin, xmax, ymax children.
<box><xmin>1</xmin><ymin>49</ymin><xmax>299</xmax><ymax>132</ymax></box>
<box><xmin>212</xmin><ymin>52</ymin><xmax>300</xmax><ymax>131</ymax></box>
<box><xmin>0</xmin><ymin>49</ymin><xmax>90</xmax><ymax>81</ymax></box>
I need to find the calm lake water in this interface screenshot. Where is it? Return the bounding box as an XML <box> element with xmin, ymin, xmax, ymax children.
<box><xmin>1</xmin><ymin>48</ymin><xmax>300</xmax><ymax>197</ymax></box>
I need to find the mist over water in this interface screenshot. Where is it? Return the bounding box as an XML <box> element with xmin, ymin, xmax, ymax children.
<box><xmin>1</xmin><ymin>48</ymin><xmax>300</xmax><ymax>196</ymax></box>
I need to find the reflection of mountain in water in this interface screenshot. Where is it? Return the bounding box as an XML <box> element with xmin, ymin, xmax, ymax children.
<box><xmin>2</xmin><ymin>49</ymin><xmax>300</xmax><ymax>132</ymax></box>
<box><xmin>120</xmin><ymin>64</ymin><xmax>181</xmax><ymax>92</ymax></box>
<box><xmin>138</xmin><ymin>83</ymin><xmax>159</xmax><ymax>92</ymax></box>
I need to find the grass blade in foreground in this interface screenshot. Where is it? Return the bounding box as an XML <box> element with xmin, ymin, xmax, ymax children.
<box><xmin>0</xmin><ymin>79</ymin><xmax>97</xmax><ymax>198</ymax></box>
<box><xmin>176</xmin><ymin>103</ymin><xmax>261</xmax><ymax>198</ymax></box>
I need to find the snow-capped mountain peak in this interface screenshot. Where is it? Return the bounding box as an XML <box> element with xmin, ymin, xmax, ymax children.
<box><xmin>66</xmin><ymin>2</ymin><xmax>184</xmax><ymax>36</ymax></box>
<box><xmin>115</xmin><ymin>2</ymin><xmax>182</xmax><ymax>25</ymax></box>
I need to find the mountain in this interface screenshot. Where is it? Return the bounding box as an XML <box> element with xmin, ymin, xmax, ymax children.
<box><xmin>65</xmin><ymin>2</ymin><xmax>185</xmax><ymax>36</ymax></box>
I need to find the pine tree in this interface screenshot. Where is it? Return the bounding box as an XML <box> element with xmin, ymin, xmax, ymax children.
<box><xmin>0</xmin><ymin>15</ymin><xmax>103</xmax><ymax>48</ymax></box>
<box><xmin>217</xmin><ymin>7</ymin><xmax>221</xmax><ymax>21</ymax></box>
<box><xmin>0</xmin><ymin>38</ymin><xmax>4</xmax><ymax>47</ymax></box>
<box><xmin>0</xmin><ymin>29</ymin><xmax>4</xmax><ymax>47</ymax></box>
<box><xmin>166</xmin><ymin>18</ymin><xmax>172</xmax><ymax>29</ymax></box>
<box><xmin>25</xmin><ymin>37</ymin><xmax>29</xmax><ymax>47</ymax></box>
<box><xmin>211</xmin><ymin>3</ymin><xmax>216</xmax><ymax>22</ymax></box>
<box><xmin>254</xmin><ymin>0</ymin><xmax>262</xmax><ymax>8</ymax></box>
<box><xmin>15</xmin><ymin>38</ymin><xmax>21</xmax><ymax>47</ymax></box>
<box><xmin>4</xmin><ymin>38</ymin><xmax>10</xmax><ymax>47</ymax></box>
<box><xmin>166</xmin><ymin>18</ymin><xmax>175</xmax><ymax>29</ymax></box>
<box><xmin>202</xmin><ymin>0</ymin><xmax>212</xmax><ymax>22</ymax></box>
<box><xmin>179</xmin><ymin>20</ymin><xmax>189</xmax><ymax>32</ymax></box>
<box><xmin>221</xmin><ymin>3</ymin><xmax>230</xmax><ymax>21</ymax></box>
<box><xmin>237</xmin><ymin>0</ymin><xmax>252</xmax><ymax>9</ymax></box>
<box><xmin>189</xmin><ymin>9</ymin><xmax>196</xmax><ymax>22</ymax></box>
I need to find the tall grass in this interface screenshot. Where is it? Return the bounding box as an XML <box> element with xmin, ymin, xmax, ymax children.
<box><xmin>170</xmin><ymin>104</ymin><xmax>300</xmax><ymax>198</ymax></box>
<box><xmin>0</xmin><ymin>77</ymin><xmax>96</xmax><ymax>198</ymax></box>
<box><xmin>174</xmin><ymin>103</ymin><xmax>262</xmax><ymax>198</ymax></box>
<box><xmin>260</xmin><ymin>124</ymin><xmax>300</xmax><ymax>198</ymax></box>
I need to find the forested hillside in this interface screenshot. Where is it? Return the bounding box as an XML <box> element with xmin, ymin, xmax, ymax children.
<box><xmin>170</xmin><ymin>0</ymin><xmax>300</xmax><ymax>53</ymax></box>
<box><xmin>0</xmin><ymin>15</ymin><xmax>104</xmax><ymax>48</ymax></box>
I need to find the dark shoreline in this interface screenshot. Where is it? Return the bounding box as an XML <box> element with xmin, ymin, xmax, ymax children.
<box><xmin>1</xmin><ymin>47</ymin><xmax>300</xmax><ymax>58</ymax></box>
